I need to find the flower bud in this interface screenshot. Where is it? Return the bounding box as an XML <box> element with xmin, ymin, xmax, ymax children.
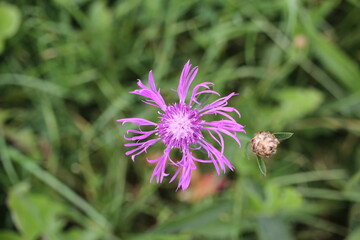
<box><xmin>251</xmin><ymin>131</ymin><xmax>280</xmax><ymax>158</ymax></box>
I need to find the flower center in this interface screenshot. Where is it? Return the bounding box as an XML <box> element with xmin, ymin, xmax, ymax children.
<box><xmin>158</xmin><ymin>103</ymin><xmax>203</xmax><ymax>148</ymax></box>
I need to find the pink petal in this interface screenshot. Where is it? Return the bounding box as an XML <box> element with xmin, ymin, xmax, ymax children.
<box><xmin>147</xmin><ymin>148</ymin><xmax>171</xmax><ymax>183</ymax></box>
<box><xmin>117</xmin><ymin>118</ymin><xmax>157</xmax><ymax>126</ymax></box>
<box><xmin>177</xmin><ymin>60</ymin><xmax>199</xmax><ymax>103</ymax></box>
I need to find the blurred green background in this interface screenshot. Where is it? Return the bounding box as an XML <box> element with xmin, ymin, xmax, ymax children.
<box><xmin>1</xmin><ymin>0</ymin><xmax>360</xmax><ymax>239</ymax></box>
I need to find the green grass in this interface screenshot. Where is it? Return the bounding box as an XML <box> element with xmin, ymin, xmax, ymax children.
<box><xmin>1</xmin><ymin>0</ymin><xmax>360</xmax><ymax>239</ymax></box>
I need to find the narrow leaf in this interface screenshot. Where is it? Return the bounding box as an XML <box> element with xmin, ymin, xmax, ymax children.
<box><xmin>257</xmin><ymin>156</ymin><xmax>267</xmax><ymax>176</ymax></box>
<box><xmin>273</xmin><ymin>132</ymin><xmax>293</xmax><ymax>141</ymax></box>
<box><xmin>8</xmin><ymin>148</ymin><xmax>110</xmax><ymax>230</ymax></box>
<box><xmin>0</xmin><ymin>231</ymin><xmax>22</xmax><ymax>240</ymax></box>
<box><xmin>0</xmin><ymin>3</ymin><xmax>21</xmax><ymax>39</ymax></box>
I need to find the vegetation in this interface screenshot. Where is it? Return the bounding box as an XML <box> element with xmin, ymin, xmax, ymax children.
<box><xmin>1</xmin><ymin>0</ymin><xmax>360</xmax><ymax>239</ymax></box>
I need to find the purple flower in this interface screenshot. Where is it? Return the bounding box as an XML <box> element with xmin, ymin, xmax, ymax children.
<box><xmin>117</xmin><ymin>60</ymin><xmax>246</xmax><ymax>190</ymax></box>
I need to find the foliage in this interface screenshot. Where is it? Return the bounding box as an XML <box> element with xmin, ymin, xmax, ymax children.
<box><xmin>1</xmin><ymin>0</ymin><xmax>360</xmax><ymax>239</ymax></box>
<box><xmin>0</xmin><ymin>2</ymin><xmax>21</xmax><ymax>53</ymax></box>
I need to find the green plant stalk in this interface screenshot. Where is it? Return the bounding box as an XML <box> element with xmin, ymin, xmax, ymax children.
<box><xmin>0</xmin><ymin>128</ymin><xmax>19</xmax><ymax>184</ymax></box>
<box><xmin>271</xmin><ymin>169</ymin><xmax>347</xmax><ymax>186</ymax></box>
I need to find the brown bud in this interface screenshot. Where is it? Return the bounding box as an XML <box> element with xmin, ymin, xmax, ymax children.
<box><xmin>251</xmin><ymin>131</ymin><xmax>280</xmax><ymax>158</ymax></box>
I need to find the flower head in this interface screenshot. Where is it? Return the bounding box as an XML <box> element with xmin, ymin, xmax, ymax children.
<box><xmin>251</xmin><ymin>131</ymin><xmax>280</xmax><ymax>158</ymax></box>
<box><xmin>117</xmin><ymin>60</ymin><xmax>246</xmax><ymax>190</ymax></box>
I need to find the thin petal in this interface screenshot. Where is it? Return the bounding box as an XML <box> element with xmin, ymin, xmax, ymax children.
<box><xmin>207</xmin><ymin>129</ymin><xmax>225</xmax><ymax>154</ymax></box>
<box><xmin>124</xmin><ymin>129</ymin><xmax>157</xmax><ymax>141</ymax></box>
<box><xmin>125</xmin><ymin>138</ymin><xmax>160</xmax><ymax>161</ymax></box>
<box><xmin>117</xmin><ymin>118</ymin><xmax>157</xmax><ymax>126</ymax></box>
<box><xmin>199</xmin><ymin>92</ymin><xmax>238</xmax><ymax>112</ymax></box>
<box><xmin>130</xmin><ymin>76</ymin><xmax>167</xmax><ymax>111</ymax></box>
<box><xmin>148</xmin><ymin>71</ymin><xmax>157</xmax><ymax>92</ymax></box>
<box><xmin>189</xmin><ymin>82</ymin><xmax>220</xmax><ymax>105</ymax></box>
<box><xmin>147</xmin><ymin>148</ymin><xmax>171</xmax><ymax>183</ymax></box>
<box><xmin>200</xmin><ymin>109</ymin><xmax>236</xmax><ymax>122</ymax></box>
<box><xmin>169</xmin><ymin>148</ymin><xmax>197</xmax><ymax>191</ymax></box>
<box><xmin>203</xmin><ymin>120</ymin><xmax>246</xmax><ymax>133</ymax></box>
<box><xmin>202</xmin><ymin>126</ymin><xmax>242</xmax><ymax>146</ymax></box>
<box><xmin>177</xmin><ymin>60</ymin><xmax>199</xmax><ymax>103</ymax></box>
<box><xmin>199</xmin><ymin>140</ymin><xmax>234</xmax><ymax>173</ymax></box>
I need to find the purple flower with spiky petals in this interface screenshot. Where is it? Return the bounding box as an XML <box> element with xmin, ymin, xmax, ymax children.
<box><xmin>117</xmin><ymin>60</ymin><xmax>246</xmax><ymax>190</ymax></box>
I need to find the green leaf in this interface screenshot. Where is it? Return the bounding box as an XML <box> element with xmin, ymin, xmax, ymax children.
<box><xmin>0</xmin><ymin>231</ymin><xmax>22</xmax><ymax>240</ymax></box>
<box><xmin>53</xmin><ymin>0</ymin><xmax>90</xmax><ymax>6</ymax></box>
<box><xmin>301</xmin><ymin>10</ymin><xmax>360</xmax><ymax>92</ymax></box>
<box><xmin>60</xmin><ymin>228</ymin><xmax>102</xmax><ymax>240</ymax></box>
<box><xmin>257</xmin><ymin>215</ymin><xmax>294</xmax><ymax>240</ymax></box>
<box><xmin>349</xmin><ymin>203</ymin><xmax>360</xmax><ymax>232</ymax></box>
<box><xmin>273</xmin><ymin>132</ymin><xmax>294</xmax><ymax>141</ymax></box>
<box><xmin>269</xmin><ymin>87</ymin><xmax>323</xmax><ymax>129</ymax></box>
<box><xmin>257</xmin><ymin>156</ymin><xmax>267</xmax><ymax>176</ymax></box>
<box><xmin>0</xmin><ymin>3</ymin><xmax>21</xmax><ymax>39</ymax></box>
<box><xmin>0</xmin><ymin>74</ymin><xmax>66</xmax><ymax>97</ymax></box>
<box><xmin>126</xmin><ymin>233</ymin><xmax>191</xmax><ymax>240</ymax></box>
<box><xmin>88</xmin><ymin>1</ymin><xmax>112</xmax><ymax>32</ymax></box>
<box><xmin>151</xmin><ymin>201</ymin><xmax>231</xmax><ymax>235</ymax></box>
<box><xmin>8</xmin><ymin>183</ymin><xmax>65</xmax><ymax>240</ymax></box>
<box><xmin>347</xmin><ymin>227</ymin><xmax>360</xmax><ymax>240</ymax></box>
<box><xmin>8</xmin><ymin>148</ymin><xmax>110</xmax><ymax>230</ymax></box>
<box><xmin>347</xmin><ymin>0</ymin><xmax>360</xmax><ymax>6</ymax></box>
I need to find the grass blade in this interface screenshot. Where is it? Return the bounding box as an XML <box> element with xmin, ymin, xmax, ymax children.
<box><xmin>8</xmin><ymin>147</ymin><xmax>110</xmax><ymax>231</ymax></box>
